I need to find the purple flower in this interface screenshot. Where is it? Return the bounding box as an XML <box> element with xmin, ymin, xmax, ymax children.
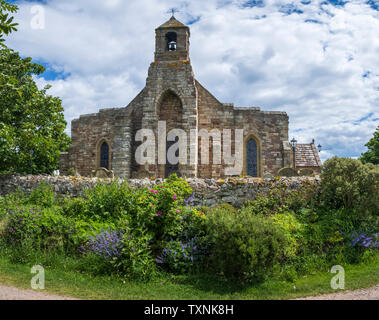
<box><xmin>351</xmin><ymin>231</ymin><xmax>379</xmax><ymax>248</ymax></box>
<box><xmin>85</xmin><ymin>228</ymin><xmax>125</xmax><ymax>259</ymax></box>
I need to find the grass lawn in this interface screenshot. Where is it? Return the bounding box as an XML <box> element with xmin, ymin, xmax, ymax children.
<box><xmin>0</xmin><ymin>254</ymin><xmax>378</xmax><ymax>300</ymax></box>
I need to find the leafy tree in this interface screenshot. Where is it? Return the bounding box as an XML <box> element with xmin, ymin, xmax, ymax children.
<box><xmin>0</xmin><ymin>0</ymin><xmax>18</xmax><ymax>47</ymax></box>
<box><xmin>0</xmin><ymin>49</ymin><xmax>71</xmax><ymax>174</ymax></box>
<box><xmin>0</xmin><ymin>1</ymin><xmax>71</xmax><ymax>174</ymax></box>
<box><xmin>320</xmin><ymin>157</ymin><xmax>378</xmax><ymax>219</ymax></box>
<box><xmin>360</xmin><ymin>126</ymin><xmax>379</xmax><ymax>165</ymax></box>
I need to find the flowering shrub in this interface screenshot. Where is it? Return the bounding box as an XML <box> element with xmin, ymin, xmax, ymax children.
<box><xmin>0</xmin><ymin>172</ymin><xmax>376</xmax><ymax>282</ymax></box>
<box><xmin>3</xmin><ymin>204</ymin><xmax>117</xmax><ymax>254</ymax></box>
<box><xmin>156</xmin><ymin>237</ymin><xmax>201</xmax><ymax>274</ymax></box>
<box><xmin>111</xmin><ymin>231</ymin><xmax>156</xmax><ymax>280</ymax></box>
<box><xmin>120</xmin><ymin>174</ymin><xmax>194</xmax><ymax>251</ymax></box>
<box><xmin>85</xmin><ymin>227</ymin><xmax>124</xmax><ymax>259</ymax></box>
<box><xmin>79</xmin><ymin>227</ymin><xmax>156</xmax><ymax>280</ymax></box>
<box><xmin>350</xmin><ymin>232</ymin><xmax>379</xmax><ymax>249</ymax></box>
<box><xmin>4</xmin><ymin>205</ymin><xmax>76</xmax><ymax>252</ymax></box>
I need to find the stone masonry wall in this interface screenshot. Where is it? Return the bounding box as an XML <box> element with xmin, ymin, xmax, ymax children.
<box><xmin>0</xmin><ymin>175</ymin><xmax>319</xmax><ymax>208</ymax></box>
<box><xmin>196</xmin><ymin>80</ymin><xmax>289</xmax><ymax>177</ymax></box>
<box><xmin>65</xmin><ymin>108</ymin><xmax>120</xmax><ymax>177</ymax></box>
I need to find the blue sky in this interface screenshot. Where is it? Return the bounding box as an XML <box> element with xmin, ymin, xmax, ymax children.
<box><xmin>4</xmin><ymin>0</ymin><xmax>379</xmax><ymax>162</ymax></box>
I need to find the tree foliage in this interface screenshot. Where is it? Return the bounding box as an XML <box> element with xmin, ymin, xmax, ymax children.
<box><xmin>320</xmin><ymin>157</ymin><xmax>378</xmax><ymax>219</ymax></box>
<box><xmin>360</xmin><ymin>126</ymin><xmax>379</xmax><ymax>165</ymax></box>
<box><xmin>0</xmin><ymin>1</ymin><xmax>71</xmax><ymax>174</ymax></box>
<box><xmin>0</xmin><ymin>0</ymin><xmax>18</xmax><ymax>47</ymax></box>
<box><xmin>0</xmin><ymin>50</ymin><xmax>71</xmax><ymax>174</ymax></box>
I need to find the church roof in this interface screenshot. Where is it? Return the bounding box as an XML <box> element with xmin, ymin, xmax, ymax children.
<box><xmin>157</xmin><ymin>16</ymin><xmax>188</xmax><ymax>29</ymax></box>
<box><xmin>295</xmin><ymin>143</ymin><xmax>322</xmax><ymax>168</ymax></box>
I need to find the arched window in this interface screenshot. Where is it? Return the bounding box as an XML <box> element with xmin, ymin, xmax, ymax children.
<box><xmin>165</xmin><ymin>32</ymin><xmax>177</xmax><ymax>51</ymax></box>
<box><xmin>100</xmin><ymin>141</ymin><xmax>109</xmax><ymax>170</ymax></box>
<box><xmin>246</xmin><ymin>138</ymin><xmax>258</xmax><ymax>177</ymax></box>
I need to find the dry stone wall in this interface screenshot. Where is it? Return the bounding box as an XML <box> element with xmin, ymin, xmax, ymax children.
<box><xmin>0</xmin><ymin>175</ymin><xmax>320</xmax><ymax>208</ymax></box>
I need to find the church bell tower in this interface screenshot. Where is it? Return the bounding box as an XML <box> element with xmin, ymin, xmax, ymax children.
<box><xmin>154</xmin><ymin>15</ymin><xmax>190</xmax><ymax>62</ymax></box>
<box><xmin>139</xmin><ymin>15</ymin><xmax>198</xmax><ymax>179</ymax></box>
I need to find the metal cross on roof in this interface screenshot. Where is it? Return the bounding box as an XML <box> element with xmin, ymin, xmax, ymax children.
<box><xmin>168</xmin><ymin>8</ymin><xmax>179</xmax><ymax>17</ymax></box>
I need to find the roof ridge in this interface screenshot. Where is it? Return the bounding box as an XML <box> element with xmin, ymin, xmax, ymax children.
<box><xmin>157</xmin><ymin>16</ymin><xmax>188</xmax><ymax>29</ymax></box>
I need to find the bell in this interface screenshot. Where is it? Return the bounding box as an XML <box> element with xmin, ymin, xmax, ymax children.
<box><xmin>168</xmin><ymin>41</ymin><xmax>177</xmax><ymax>51</ymax></box>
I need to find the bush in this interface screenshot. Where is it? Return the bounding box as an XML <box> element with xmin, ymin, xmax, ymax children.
<box><xmin>320</xmin><ymin>157</ymin><xmax>379</xmax><ymax>219</ymax></box>
<box><xmin>120</xmin><ymin>174</ymin><xmax>193</xmax><ymax>251</ymax></box>
<box><xmin>4</xmin><ymin>205</ymin><xmax>75</xmax><ymax>254</ymax></box>
<box><xmin>61</xmin><ymin>197</ymin><xmax>88</xmax><ymax>218</ymax></box>
<box><xmin>63</xmin><ymin>175</ymin><xmax>193</xmax><ymax>249</ymax></box>
<box><xmin>83</xmin><ymin>181</ymin><xmax>132</xmax><ymax>221</ymax></box>
<box><xmin>156</xmin><ymin>237</ymin><xmax>201</xmax><ymax>274</ymax></box>
<box><xmin>299</xmin><ymin>168</ymin><xmax>314</xmax><ymax>176</ymax></box>
<box><xmin>243</xmin><ymin>182</ymin><xmax>318</xmax><ymax>216</ymax></box>
<box><xmin>277</xmin><ymin>167</ymin><xmax>298</xmax><ymax>177</ymax></box>
<box><xmin>27</xmin><ymin>182</ymin><xmax>56</xmax><ymax>207</ymax></box>
<box><xmin>84</xmin><ymin>227</ymin><xmax>125</xmax><ymax>259</ymax></box>
<box><xmin>1</xmin><ymin>169</ymin><xmax>375</xmax><ymax>282</ymax></box>
<box><xmin>205</xmin><ymin>207</ymin><xmax>288</xmax><ymax>281</ymax></box>
<box><xmin>270</xmin><ymin>212</ymin><xmax>303</xmax><ymax>260</ymax></box>
<box><xmin>3</xmin><ymin>204</ymin><xmax>117</xmax><ymax>256</ymax></box>
<box><xmin>81</xmin><ymin>227</ymin><xmax>156</xmax><ymax>280</ymax></box>
<box><xmin>289</xmin><ymin>208</ymin><xmax>376</xmax><ymax>269</ymax></box>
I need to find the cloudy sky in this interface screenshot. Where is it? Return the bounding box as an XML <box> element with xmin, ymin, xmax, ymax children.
<box><xmin>5</xmin><ymin>0</ymin><xmax>379</xmax><ymax>162</ymax></box>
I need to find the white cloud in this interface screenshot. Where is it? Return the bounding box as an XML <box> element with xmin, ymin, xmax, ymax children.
<box><xmin>5</xmin><ymin>0</ymin><xmax>379</xmax><ymax>162</ymax></box>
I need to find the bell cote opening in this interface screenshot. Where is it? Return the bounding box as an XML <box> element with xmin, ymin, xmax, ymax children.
<box><xmin>166</xmin><ymin>32</ymin><xmax>177</xmax><ymax>51</ymax></box>
<box><xmin>155</xmin><ymin>16</ymin><xmax>190</xmax><ymax>62</ymax></box>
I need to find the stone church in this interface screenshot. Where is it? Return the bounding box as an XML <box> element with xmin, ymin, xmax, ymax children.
<box><xmin>60</xmin><ymin>16</ymin><xmax>321</xmax><ymax>179</ymax></box>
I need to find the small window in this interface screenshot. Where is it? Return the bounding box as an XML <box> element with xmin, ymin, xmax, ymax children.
<box><xmin>246</xmin><ymin>138</ymin><xmax>258</xmax><ymax>177</ymax></box>
<box><xmin>100</xmin><ymin>141</ymin><xmax>109</xmax><ymax>170</ymax></box>
<box><xmin>165</xmin><ymin>32</ymin><xmax>177</xmax><ymax>51</ymax></box>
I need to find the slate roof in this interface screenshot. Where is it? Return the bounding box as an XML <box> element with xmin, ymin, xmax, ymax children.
<box><xmin>157</xmin><ymin>16</ymin><xmax>188</xmax><ymax>29</ymax></box>
<box><xmin>295</xmin><ymin>143</ymin><xmax>322</xmax><ymax>168</ymax></box>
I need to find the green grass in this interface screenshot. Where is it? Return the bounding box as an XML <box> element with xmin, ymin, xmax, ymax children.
<box><xmin>0</xmin><ymin>254</ymin><xmax>378</xmax><ymax>300</ymax></box>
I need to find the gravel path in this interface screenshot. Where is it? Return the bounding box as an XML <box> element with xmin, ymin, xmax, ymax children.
<box><xmin>0</xmin><ymin>283</ymin><xmax>378</xmax><ymax>300</ymax></box>
<box><xmin>296</xmin><ymin>284</ymin><xmax>379</xmax><ymax>300</ymax></box>
<box><xmin>0</xmin><ymin>285</ymin><xmax>76</xmax><ymax>300</ymax></box>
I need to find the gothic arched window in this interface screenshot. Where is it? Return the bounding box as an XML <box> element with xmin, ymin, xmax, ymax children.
<box><xmin>100</xmin><ymin>141</ymin><xmax>109</xmax><ymax>170</ymax></box>
<box><xmin>246</xmin><ymin>138</ymin><xmax>258</xmax><ymax>177</ymax></box>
